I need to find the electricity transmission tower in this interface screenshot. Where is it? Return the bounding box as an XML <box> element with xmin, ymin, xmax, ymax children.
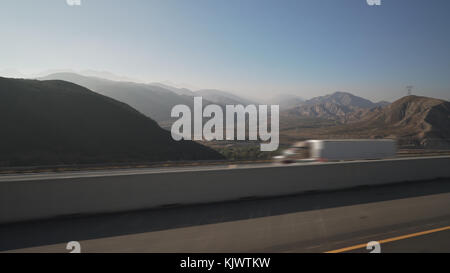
<box><xmin>406</xmin><ymin>85</ymin><xmax>414</xmax><ymax>96</ymax></box>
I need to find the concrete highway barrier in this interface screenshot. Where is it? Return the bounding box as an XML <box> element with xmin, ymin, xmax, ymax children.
<box><xmin>1</xmin><ymin>156</ymin><xmax>450</xmax><ymax>224</ymax></box>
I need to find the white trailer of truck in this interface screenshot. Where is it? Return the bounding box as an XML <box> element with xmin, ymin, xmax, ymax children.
<box><xmin>275</xmin><ymin>139</ymin><xmax>397</xmax><ymax>163</ymax></box>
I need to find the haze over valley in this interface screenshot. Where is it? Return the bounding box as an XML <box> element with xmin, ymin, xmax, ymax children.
<box><xmin>1</xmin><ymin>70</ymin><xmax>448</xmax><ymax>167</ymax></box>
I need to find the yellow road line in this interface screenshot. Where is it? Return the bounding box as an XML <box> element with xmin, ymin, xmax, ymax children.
<box><xmin>325</xmin><ymin>225</ymin><xmax>450</xmax><ymax>253</ymax></box>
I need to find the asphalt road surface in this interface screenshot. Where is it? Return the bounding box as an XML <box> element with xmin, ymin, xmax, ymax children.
<box><xmin>1</xmin><ymin>178</ymin><xmax>450</xmax><ymax>253</ymax></box>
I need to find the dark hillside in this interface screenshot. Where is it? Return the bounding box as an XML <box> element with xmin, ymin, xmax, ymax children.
<box><xmin>0</xmin><ymin>77</ymin><xmax>223</xmax><ymax>167</ymax></box>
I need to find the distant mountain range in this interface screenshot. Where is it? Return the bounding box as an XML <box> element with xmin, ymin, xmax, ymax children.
<box><xmin>196</xmin><ymin>89</ymin><xmax>256</xmax><ymax>106</ymax></box>
<box><xmin>40</xmin><ymin>73</ymin><xmax>254</xmax><ymax>129</ymax></box>
<box><xmin>36</xmin><ymin>72</ymin><xmax>449</xmax><ymax>149</ymax></box>
<box><xmin>40</xmin><ymin>73</ymin><xmax>198</xmax><ymax>125</ymax></box>
<box><xmin>0</xmin><ymin>77</ymin><xmax>223</xmax><ymax>167</ymax></box>
<box><xmin>304</xmin><ymin>91</ymin><xmax>388</xmax><ymax>108</ymax></box>
<box><xmin>283</xmin><ymin>91</ymin><xmax>391</xmax><ymax>124</ymax></box>
<box><xmin>281</xmin><ymin>95</ymin><xmax>450</xmax><ymax>148</ymax></box>
<box><xmin>40</xmin><ymin>73</ymin><xmax>392</xmax><ymax>126</ymax></box>
<box><xmin>149</xmin><ymin>82</ymin><xmax>196</xmax><ymax>97</ymax></box>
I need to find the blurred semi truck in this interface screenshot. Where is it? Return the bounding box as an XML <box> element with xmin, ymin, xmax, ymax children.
<box><xmin>274</xmin><ymin>139</ymin><xmax>397</xmax><ymax>164</ymax></box>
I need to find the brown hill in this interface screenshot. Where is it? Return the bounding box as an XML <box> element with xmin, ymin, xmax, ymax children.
<box><xmin>281</xmin><ymin>96</ymin><xmax>450</xmax><ymax>148</ymax></box>
<box><xmin>282</xmin><ymin>92</ymin><xmax>390</xmax><ymax>124</ymax></box>
<box><xmin>285</xmin><ymin>102</ymin><xmax>376</xmax><ymax>124</ymax></box>
<box><xmin>360</xmin><ymin>96</ymin><xmax>450</xmax><ymax>147</ymax></box>
<box><xmin>304</xmin><ymin>91</ymin><xmax>377</xmax><ymax>109</ymax></box>
<box><xmin>286</xmin><ymin>102</ymin><xmax>353</xmax><ymax>121</ymax></box>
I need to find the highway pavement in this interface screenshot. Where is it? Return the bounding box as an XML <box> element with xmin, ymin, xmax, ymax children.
<box><xmin>1</xmin><ymin>177</ymin><xmax>450</xmax><ymax>253</ymax></box>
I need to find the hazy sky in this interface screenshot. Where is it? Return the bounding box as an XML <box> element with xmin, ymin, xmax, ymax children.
<box><xmin>1</xmin><ymin>0</ymin><xmax>449</xmax><ymax>102</ymax></box>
